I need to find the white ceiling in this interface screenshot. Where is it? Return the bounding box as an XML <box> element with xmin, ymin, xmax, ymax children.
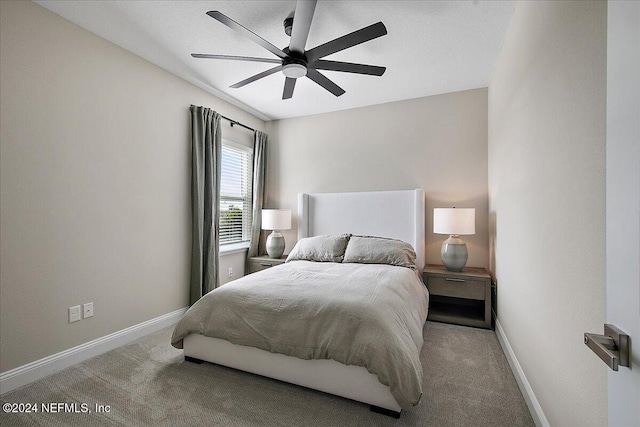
<box><xmin>35</xmin><ymin>0</ymin><xmax>516</xmax><ymax>121</ymax></box>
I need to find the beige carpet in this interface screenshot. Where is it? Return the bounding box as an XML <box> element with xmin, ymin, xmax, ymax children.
<box><xmin>0</xmin><ymin>322</ymin><xmax>534</xmax><ymax>426</ymax></box>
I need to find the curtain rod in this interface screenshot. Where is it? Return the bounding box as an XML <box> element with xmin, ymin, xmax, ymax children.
<box><xmin>191</xmin><ymin>105</ymin><xmax>256</xmax><ymax>133</ymax></box>
<box><xmin>221</xmin><ymin>115</ymin><xmax>255</xmax><ymax>133</ymax></box>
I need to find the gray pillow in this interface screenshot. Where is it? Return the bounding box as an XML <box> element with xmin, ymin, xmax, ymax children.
<box><xmin>285</xmin><ymin>234</ymin><xmax>351</xmax><ymax>263</ymax></box>
<box><xmin>343</xmin><ymin>235</ymin><xmax>416</xmax><ymax>269</ymax></box>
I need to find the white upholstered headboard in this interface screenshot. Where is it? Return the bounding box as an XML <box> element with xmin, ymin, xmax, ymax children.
<box><xmin>297</xmin><ymin>189</ymin><xmax>426</xmax><ymax>271</ymax></box>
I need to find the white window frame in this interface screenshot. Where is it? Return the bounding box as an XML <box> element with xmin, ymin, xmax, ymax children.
<box><xmin>219</xmin><ymin>139</ymin><xmax>253</xmax><ymax>251</ymax></box>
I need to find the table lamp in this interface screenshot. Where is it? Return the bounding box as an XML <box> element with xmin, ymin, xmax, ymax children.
<box><xmin>262</xmin><ymin>209</ymin><xmax>291</xmax><ymax>259</ymax></box>
<box><xmin>433</xmin><ymin>207</ymin><xmax>476</xmax><ymax>272</ymax></box>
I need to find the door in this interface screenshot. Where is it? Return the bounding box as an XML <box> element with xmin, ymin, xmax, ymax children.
<box><xmin>606</xmin><ymin>1</ymin><xmax>639</xmax><ymax>426</ymax></box>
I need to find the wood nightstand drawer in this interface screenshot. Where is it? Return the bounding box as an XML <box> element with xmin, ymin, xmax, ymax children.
<box><xmin>248</xmin><ymin>261</ymin><xmax>275</xmax><ymax>274</ymax></box>
<box><xmin>247</xmin><ymin>256</ymin><xmax>286</xmax><ymax>274</ymax></box>
<box><xmin>426</xmin><ymin>276</ymin><xmax>485</xmax><ymax>300</ymax></box>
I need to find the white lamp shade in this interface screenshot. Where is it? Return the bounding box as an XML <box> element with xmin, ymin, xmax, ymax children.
<box><xmin>261</xmin><ymin>209</ymin><xmax>291</xmax><ymax>230</ymax></box>
<box><xmin>433</xmin><ymin>208</ymin><xmax>476</xmax><ymax>235</ymax></box>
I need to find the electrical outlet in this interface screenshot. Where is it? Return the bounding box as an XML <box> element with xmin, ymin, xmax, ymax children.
<box><xmin>69</xmin><ymin>306</ymin><xmax>81</xmax><ymax>323</ymax></box>
<box><xmin>228</xmin><ymin>267</ymin><xmax>233</xmax><ymax>278</ymax></box>
<box><xmin>83</xmin><ymin>302</ymin><xmax>94</xmax><ymax>319</ymax></box>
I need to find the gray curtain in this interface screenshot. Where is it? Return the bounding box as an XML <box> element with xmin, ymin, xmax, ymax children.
<box><xmin>247</xmin><ymin>130</ymin><xmax>268</xmax><ymax>259</ymax></box>
<box><xmin>189</xmin><ymin>105</ymin><xmax>221</xmax><ymax>305</ymax></box>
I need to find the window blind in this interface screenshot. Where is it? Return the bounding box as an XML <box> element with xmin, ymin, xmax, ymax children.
<box><xmin>220</xmin><ymin>141</ymin><xmax>253</xmax><ymax>245</ymax></box>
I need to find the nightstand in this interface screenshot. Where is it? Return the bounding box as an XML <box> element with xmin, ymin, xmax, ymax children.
<box><xmin>423</xmin><ymin>265</ymin><xmax>492</xmax><ymax>329</ymax></box>
<box><xmin>247</xmin><ymin>255</ymin><xmax>286</xmax><ymax>274</ymax></box>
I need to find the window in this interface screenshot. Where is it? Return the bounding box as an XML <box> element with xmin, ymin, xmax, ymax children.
<box><xmin>220</xmin><ymin>140</ymin><xmax>253</xmax><ymax>245</ymax></box>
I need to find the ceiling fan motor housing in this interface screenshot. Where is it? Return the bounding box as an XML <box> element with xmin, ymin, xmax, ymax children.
<box><xmin>284</xmin><ymin>16</ymin><xmax>294</xmax><ymax>36</ymax></box>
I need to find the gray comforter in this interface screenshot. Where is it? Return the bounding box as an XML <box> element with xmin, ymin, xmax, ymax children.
<box><xmin>171</xmin><ymin>261</ymin><xmax>429</xmax><ymax>410</ymax></box>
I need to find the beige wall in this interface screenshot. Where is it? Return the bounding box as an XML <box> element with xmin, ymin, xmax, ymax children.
<box><xmin>0</xmin><ymin>0</ymin><xmax>264</xmax><ymax>372</ymax></box>
<box><xmin>218</xmin><ymin>250</ymin><xmax>247</xmax><ymax>286</ymax></box>
<box><xmin>266</xmin><ymin>89</ymin><xmax>489</xmax><ymax>268</ymax></box>
<box><xmin>488</xmin><ymin>1</ymin><xmax>606</xmax><ymax>426</ymax></box>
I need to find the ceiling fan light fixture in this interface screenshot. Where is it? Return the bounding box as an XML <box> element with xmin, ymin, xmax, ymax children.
<box><xmin>282</xmin><ymin>63</ymin><xmax>307</xmax><ymax>78</ymax></box>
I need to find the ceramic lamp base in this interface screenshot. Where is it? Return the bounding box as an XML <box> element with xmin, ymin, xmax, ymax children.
<box><xmin>266</xmin><ymin>231</ymin><xmax>285</xmax><ymax>259</ymax></box>
<box><xmin>441</xmin><ymin>235</ymin><xmax>468</xmax><ymax>272</ymax></box>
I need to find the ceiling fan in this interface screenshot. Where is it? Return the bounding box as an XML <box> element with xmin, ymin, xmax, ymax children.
<box><xmin>192</xmin><ymin>0</ymin><xmax>387</xmax><ymax>100</ymax></box>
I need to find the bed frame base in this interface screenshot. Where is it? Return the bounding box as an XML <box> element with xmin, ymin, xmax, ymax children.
<box><xmin>182</xmin><ymin>334</ymin><xmax>402</xmax><ymax>414</ymax></box>
<box><xmin>370</xmin><ymin>405</ymin><xmax>402</xmax><ymax>419</ymax></box>
<box><xmin>185</xmin><ymin>352</ymin><xmax>402</xmax><ymax>419</ymax></box>
<box><xmin>185</xmin><ymin>353</ymin><xmax>402</xmax><ymax>419</ymax></box>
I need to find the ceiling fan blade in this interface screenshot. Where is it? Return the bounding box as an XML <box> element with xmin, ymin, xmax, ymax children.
<box><xmin>306</xmin><ymin>69</ymin><xmax>345</xmax><ymax>97</ymax></box>
<box><xmin>191</xmin><ymin>54</ymin><xmax>281</xmax><ymax>64</ymax></box>
<box><xmin>288</xmin><ymin>0</ymin><xmax>317</xmax><ymax>54</ymax></box>
<box><xmin>305</xmin><ymin>22</ymin><xmax>387</xmax><ymax>63</ymax></box>
<box><xmin>282</xmin><ymin>77</ymin><xmax>297</xmax><ymax>99</ymax></box>
<box><xmin>310</xmin><ymin>60</ymin><xmax>386</xmax><ymax>76</ymax></box>
<box><xmin>206</xmin><ymin>11</ymin><xmax>287</xmax><ymax>59</ymax></box>
<box><xmin>230</xmin><ymin>65</ymin><xmax>282</xmax><ymax>88</ymax></box>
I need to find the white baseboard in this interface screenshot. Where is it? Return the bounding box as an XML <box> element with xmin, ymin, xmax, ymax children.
<box><xmin>0</xmin><ymin>307</ymin><xmax>188</xmax><ymax>395</ymax></box>
<box><xmin>495</xmin><ymin>318</ymin><xmax>550</xmax><ymax>427</ymax></box>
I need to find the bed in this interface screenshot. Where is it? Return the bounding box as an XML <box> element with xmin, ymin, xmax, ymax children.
<box><xmin>172</xmin><ymin>189</ymin><xmax>427</xmax><ymax>417</ymax></box>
